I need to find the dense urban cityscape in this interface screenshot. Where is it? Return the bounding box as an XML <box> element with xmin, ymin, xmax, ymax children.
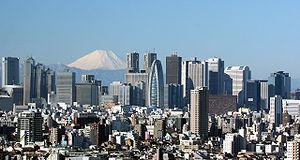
<box><xmin>0</xmin><ymin>50</ymin><xmax>299</xmax><ymax>160</ymax></box>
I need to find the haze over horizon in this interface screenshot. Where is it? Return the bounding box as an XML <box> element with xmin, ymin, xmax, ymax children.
<box><xmin>1</xmin><ymin>1</ymin><xmax>300</xmax><ymax>79</ymax></box>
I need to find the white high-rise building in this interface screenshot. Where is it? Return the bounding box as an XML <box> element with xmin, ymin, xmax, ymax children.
<box><xmin>224</xmin><ymin>66</ymin><xmax>251</xmax><ymax>106</ymax></box>
<box><xmin>287</xmin><ymin>140</ymin><xmax>300</xmax><ymax>160</ymax></box>
<box><xmin>282</xmin><ymin>99</ymin><xmax>300</xmax><ymax>117</ymax></box>
<box><xmin>223</xmin><ymin>133</ymin><xmax>245</xmax><ymax>156</ymax></box>
<box><xmin>190</xmin><ymin>87</ymin><xmax>208</xmax><ymax>137</ymax></box>
<box><xmin>269</xmin><ymin>95</ymin><xmax>283</xmax><ymax>127</ymax></box>
<box><xmin>260</xmin><ymin>80</ymin><xmax>269</xmax><ymax>110</ymax></box>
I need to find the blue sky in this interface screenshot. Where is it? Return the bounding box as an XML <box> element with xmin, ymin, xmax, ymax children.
<box><xmin>1</xmin><ymin>1</ymin><xmax>300</xmax><ymax>79</ymax></box>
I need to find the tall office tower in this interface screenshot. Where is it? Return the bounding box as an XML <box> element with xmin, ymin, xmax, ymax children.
<box><xmin>18</xmin><ymin>111</ymin><xmax>43</xmax><ymax>145</ymax></box>
<box><xmin>190</xmin><ymin>87</ymin><xmax>209</xmax><ymax>138</ymax></box>
<box><xmin>166</xmin><ymin>54</ymin><xmax>182</xmax><ymax>84</ymax></box>
<box><xmin>2</xmin><ymin>57</ymin><xmax>19</xmax><ymax>86</ymax></box>
<box><xmin>76</xmin><ymin>75</ymin><xmax>99</xmax><ymax>106</ymax></box>
<box><xmin>164</xmin><ymin>84</ymin><xmax>183</xmax><ymax>109</ymax></box>
<box><xmin>35</xmin><ymin>63</ymin><xmax>47</xmax><ymax>99</ymax></box>
<box><xmin>119</xmin><ymin>83</ymin><xmax>132</xmax><ymax>106</ymax></box>
<box><xmin>268</xmin><ymin>71</ymin><xmax>291</xmax><ymax>99</ymax></box>
<box><xmin>46</xmin><ymin>69</ymin><xmax>56</xmax><ymax>94</ymax></box>
<box><xmin>132</xmin><ymin>81</ymin><xmax>146</xmax><ymax>106</ymax></box>
<box><xmin>181</xmin><ymin>58</ymin><xmax>207</xmax><ymax>105</ymax></box>
<box><xmin>206</xmin><ymin>57</ymin><xmax>224</xmax><ymax>95</ymax></box>
<box><xmin>148</xmin><ymin>60</ymin><xmax>164</xmax><ymax>108</ymax></box>
<box><xmin>269</xmin><ymin>95</ymin><xmax>283</xmax><ymax>127</ymax></box>
<box><xmin>224</xmin><ymin>66</ymin><xmax>251</xmax><ymax>106</ymax></box>
<box><xmin>260</xmin><ymin>80</ymin><xmax>269</xmax><ymax>110</ymax></box>
<box><xmin>245</xmin><ymin>80</ymin><xmax>261</xmax><ymax>111</ymax></box>
<box><xmin>126</xmin><ymin>52</ymin><xmax>139</xmax><ymax>73</ymax></box>
<box><xmin>144</xmin><ymin>52</ymin><xmax>157</xmax><ymax>73</ymax></box>
<box><xmin>56</xmin><ymin>71</ymin><xmax>76</xmax><ymax>105</ymax></box>
<box><xmin>23</xmin><ymin>57</ymin><xmax>36</xmax><ymax>105</ymax></box>
<box><xmin>287</xmin><ymin>140</ymin><xmax>300</xmax><ymax>160</ymax></box>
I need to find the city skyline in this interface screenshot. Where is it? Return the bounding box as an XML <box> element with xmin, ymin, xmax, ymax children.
<box><xmin>1</xmin><ymin>1</ymin><xmax>300</xmax><ymax>79</ymax></box>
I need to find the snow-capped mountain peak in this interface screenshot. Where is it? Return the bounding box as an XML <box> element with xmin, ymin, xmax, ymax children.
<box><xmin>68</xmin><ymin>50</ymin><xmax>125</xmax><ymax>70</ymax></box>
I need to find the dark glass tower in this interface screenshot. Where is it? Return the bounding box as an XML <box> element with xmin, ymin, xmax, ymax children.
<box><xmin>166</xmin><ymin>54</ymin><xmax>182</xmax><ymax>84</ymax></box>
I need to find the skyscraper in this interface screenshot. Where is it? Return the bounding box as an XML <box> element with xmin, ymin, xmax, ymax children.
<box><xmin>23</xmin><ymin>57</ymin><xmax>51</xmax><ymax>105</ymax></box>
<box><xmin>144</xmin><ymin>52</ymin><xmax>157</xmax><ymax>73</ymax></box>
<box><xmin>166</xmin><ymin>54</ymin><xmax>182</xmax><ymax>84</ymax></box>
<box><xmin>224</xmin><ymin>66</ymin><xmax>251</xmax><ymax>106</ymax></box>
<box><xmin>268</xmin><ymin>71</ymin><xmax>291</xmax><ymax>99</ymax></box>
<box><xmin>23</xmin><ymin>57</ymin><xmax>36</xmax><ymax>105</ymax></box>
<box><xmin>260</xmin><ymin>80</ymin><xmax>269</xmax><ymax>110</ymax></box>
<box><xmin>126</xmin><ymin>52</ymin><xmax>139</xmax><ymax>73</ymax></box>
<box><xmin>46</xmin><ymin>68</ymin><xmax>56</xmax><ymax>94</ymax></box>
<box><xmin>2</xmin><ymin>57</ymin><xmax>19</xmax><ymax>86</ymax></box>
<box><xmin>76</xmin><ymin>75</ymin><xmax>99</xmax><ymax>106</ymax></box>
<box><xmin>245</xmin><ymin>80</ymin><xmax>261</xmax><ymax>111</ymax></box>
<box><xmin>164</xmin><ymin>83</ymin><xmax>183</xmax><ymax>109</ymax></box>
<box><xmin>56</xmin><ymin>71</ymin><xmax>76</xmax><ymax>105</ymax></box>
<box><xmin>190</xmin><ymin>87</ymin><xmax>209</xmax><ymax>138</ymax></box>
<box><xmin>181</xmin><ymin>58</ymin><xmax>207</xmax><ymax>105</ymax></box>
<box><xmin>206</xmin><ymin>57</ymin><xmax>224</xmax><ymax>95</ymax></box>
<box><xmin>35</xmin><ymin>63</ymin><xmax>47</xmax><ymax>100</ymax></box>
<box><xmin>147</xmin><ymin>60</ymin><xmax>164</xmax><ymax>108</ymax></box>
<box><xmin>269</xmin><ymin>95</ymin><xmax>282</xmax><ymax>127</ymax></box>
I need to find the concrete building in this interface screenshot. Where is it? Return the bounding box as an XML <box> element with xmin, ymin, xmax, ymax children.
<box><xmin>148</xmin><ymin>60</ymin><xmax>164</xmax><ymax>108</ymax></box>
<box><xmin>18</xmin><ymin>111</ymin><xmax>43</xmax><ymax>144</ymax></box>
<box><xmin>190</xmin><ymin>87</ymin><xmax>208</xmax><ymax>137</ymax></box>
<box><xmin>224</xmin><ymin>66</ymin><xmax>251</xmax><ymax>106</ymax></box>
<box><xmin>119</xmin><ymin>83</ymin><xmax>132</xmax><ymax>106</ymax></box>
<box><xmin>223</xmin><ymin>133</ymin><xmax>245</xmax><ymax>156</ymax></box>
<box><xmin>2</xmin><ymin>57</ymin><xmax>19</xmax><ymax>86</ymax></box>
<box><xmin>56</xmin><ymin>71</ymin><xmax>76</xmax><ymax>105</ymax></box>
<box><xmin>287</xmin><ymin>140</ymin><xmax>300</xmax><ymax>160</ymax></box>
<box><xmin>269</xmin><ymin>95</ymin><xmax>283</xmax><ymax>127</ymax></box>
<box><xmin>154</xmin><ymin>119</ymin><xmax>166</xmax><ymax>140</ymax></box>
<box><xmin>206</xmin><ymin>57</ymin><xmax>224</xmax><ymax>95</ymax></box>
<box><xmin>282</xmin><ymin>99</ymin><xmax>300</xmax><ymax>118</ymax></box>
<box><xmin>166</xmin><ymin>54</ymin><xmax>182</xmax><ymax>84</ymax></box>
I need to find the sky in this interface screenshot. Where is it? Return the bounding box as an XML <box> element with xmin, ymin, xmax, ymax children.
<box><xmin>1</xmin><ymin>1</ymin><xmax>300</xmax><ymax>79</ymax></box>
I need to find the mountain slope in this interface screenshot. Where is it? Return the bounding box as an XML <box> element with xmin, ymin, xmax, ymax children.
<box><xmin>68</xmin><ymin>50</ymin><xmax>126</xmax><ymax>70</ymax></box>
